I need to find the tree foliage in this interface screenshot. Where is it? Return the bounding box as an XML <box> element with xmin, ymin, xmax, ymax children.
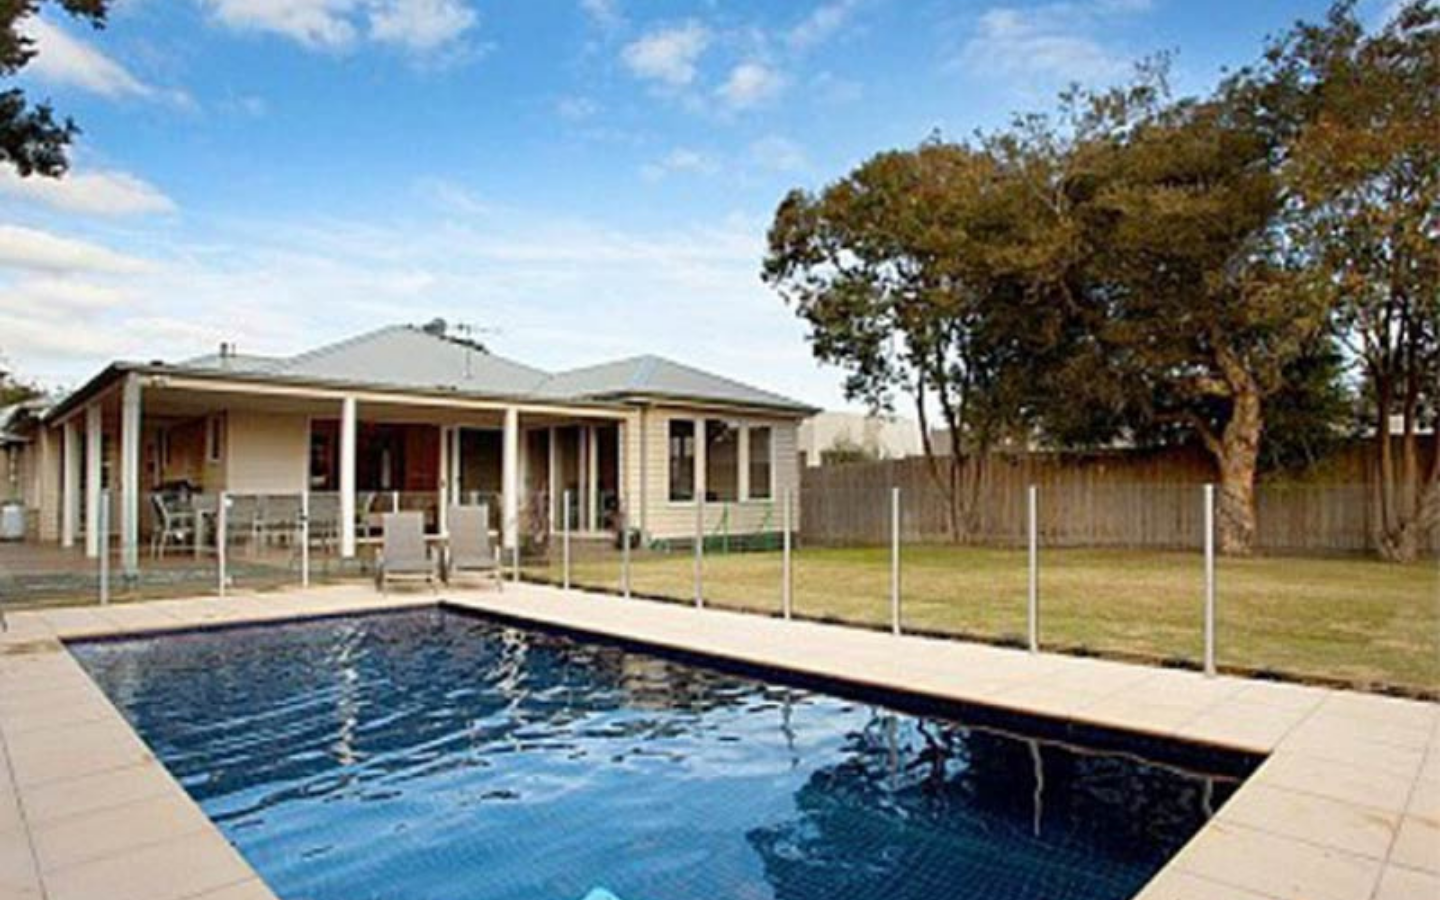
<box><xmin>1</xmin><ymin>1</ymin><xmax>110</xmax><ymax>177</ymax></box>
<box><xmin>764</xmin><ymin>4</ymin><xmax>1433</xmax><ymax>556</ymax></box>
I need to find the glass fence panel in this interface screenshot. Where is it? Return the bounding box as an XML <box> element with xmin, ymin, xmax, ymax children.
<box><xmin>790</xmin><ymin>487</ymin><xmax>893</xmax><ymax>630</ymax></box>
<box><xmin>694</xmin><ymin>500</ymin><xmax>785</xmax><ymax>616</ymax></box>
<box><xmin>1219</xmin><ymin>483</ymin><xmax>1439</xmax><ymax>694</ymax></box>
<box><xmin>1032</xmin><ymin>483</ymin><xmax>1206</xmax><ymax>668</ymax></box>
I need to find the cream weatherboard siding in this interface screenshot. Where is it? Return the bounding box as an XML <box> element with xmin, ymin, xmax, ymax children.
<box><xmin>222</xmin><ymin>411</ymin><xmax>309</xmax><ymax>494</ymax></box>
<box><xmin>636</xmin><ymin>405</ymin><xmax>799</xmax><ymax>542</ymax></box>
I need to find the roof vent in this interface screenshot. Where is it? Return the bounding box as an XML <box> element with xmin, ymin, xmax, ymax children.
<box><xmin>421</xmin><ymin>318</ymin><xmax>448</xmax><ymax>337</ymax></box>
<box><xmin>218</xmin><ymin>342</ymin><xmax>235</xmax><ymax>369</ymax></box>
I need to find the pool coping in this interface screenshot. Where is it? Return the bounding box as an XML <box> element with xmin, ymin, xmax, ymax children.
<box><xmin>1</xmin><ymin>583</ymin><xmax>1435</xmax><ymax>900</ymax></box>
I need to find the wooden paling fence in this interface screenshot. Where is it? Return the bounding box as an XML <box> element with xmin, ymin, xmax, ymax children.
<box><xmin>800</xmin><ymin>444</ymin><xmax>1436</xmax><ymax>555</ymax></box>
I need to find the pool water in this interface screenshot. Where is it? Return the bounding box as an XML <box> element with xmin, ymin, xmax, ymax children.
<box><xmin>71</xmin><ymin>609</ymin><xmax>1252</xmax><ymax>900</ymax></box>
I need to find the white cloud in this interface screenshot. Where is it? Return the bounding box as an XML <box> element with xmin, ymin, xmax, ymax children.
<box><xmin>580</xmin><ymin>0</ymin><xmax>623</xmax><ymax>29</ymax></box>
<box><xmin>200</xmin><ymin>0</ymin><xmax>359</xmax><ymax>48</ymax></box>
<box><xmin>640</xmin><ymin>148</ymin><xmax>719</xmax><ymax>182</ymax></box>
<box><xmin>21</xmin><ymin>17</ymin><xmax>157</xmax><ymax>100</ymax></box>
<box><xmin>717</xmin><ymin>61</ymin><xmax>786</xmax><ymax>109</ymax></box>
<box><xmin>788</xmin><ymin>0</ymin><xmax>864</xmax><ymax>50</ymax></box>
<box><xmin>750</xmin><ymin>136</ymin><xmax>808</xmax><ymax>173</ymax></box>
<box><xmin>556</xmin><ymin>95</ymin><xmax>600</xmax><ymax>121</ymax></box>
<box><xmin>621</xmin><ymin>21</ymin><xmax>710</xmax><ymax>87</ymax></box>
<box><xmin>958</xmin><ymin>2</ymin><xmax>1147</xmax><ymax>84</ymax></box>
<box><xmin>200</xmin><ymin>0</ymin><xmax>477</xmax><ymax>53</ymax></box>
<box><xmin>0</xmin><ymin>225</ymin><xmax>153</xmax><ymax>275</ymax></box>
<box><xmin>368</xmin><ymin>0</ymin><xmax>478</xmax><ymax>52</ymax></box>
<box><xmin>0</xmin><ymin>168</ymin><xmax>176</xmax><ymax>217</ymax></box>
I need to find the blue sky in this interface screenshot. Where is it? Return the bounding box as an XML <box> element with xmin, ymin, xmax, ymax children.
<box><xmin>0</xmin><ymin>0</ymin><xmax>1384</xmax><ymax>408</ymax></box>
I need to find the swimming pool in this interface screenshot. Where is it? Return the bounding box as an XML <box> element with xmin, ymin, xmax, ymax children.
<box><xmin>71</xmin><ymin>608</ymin><xmax>1256</xmax><ymax>900</ymax></box>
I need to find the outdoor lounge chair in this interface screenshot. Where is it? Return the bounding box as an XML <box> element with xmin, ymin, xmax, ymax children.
<box><xmin>444</xmin><ymin>504</ymin><xmax>502</xmax><ymax>590</ymax></box>
<box><xmin>375</xmin><ymin>511</ymin><xmax>437</xmax><ymax>593</ymax></box>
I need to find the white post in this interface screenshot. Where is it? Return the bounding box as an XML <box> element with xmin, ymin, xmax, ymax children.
<box><xmin>562</xmin><ymin>488</ymin><xmax>572</xmax><ymax>590</ymax></box>
<box><xmin>61</xmin><ymin>417</ymin><xmax>79</xmax><ymax>548</ymax></box>
<box><xmin>217</xmin><ymin>491</ymin><xmax>229</xmax><ymax>598</ymax></box>
<box><xmin>502</xmin><ymin>407</ymin><xmax>520</xmax><ymax>552</ymax></box>
<box><xmin>300</xmin><ymin>490</ymin><xmax>311</xmax><ymax>589</ymax></box>
<box><xmin>450</xmin><ymin>427</ymin><xmax>463</xmax><ymax>505</ymax></box>
<box><xmin>97</xmin><ymin>490</ymin><xmax>110</xmax><ymax>605</ymax></box>
<box><xmin>782</xmin><ymin>487</ymin><xmax>793</xmax><ymax>620</ymax></box>
<box><xmin>120</xmin><ymin>374</ymin><xmax>141</xmax><ymax>577</ymax></box>
<box><xmin>1204</xmin><ymin>483</ymin><xmax>1217</xmax><ymax>678</ymax></box>
<box><xmin>84</xmin><ymin>402</ymin><xmax>101</xmax><ymax>559</ymax></box>
<box><xmin>340</xmin><ymin>397</ymin><xmax>357</xmax><ymax>558</ymax></box>
<box><xmin>890</xmin><ymin>486</ymin><xmax>901</xmax><ymax>636</ymax></box>
<box><xmin>1028</xmin><ymin>484</ymin><xmax>1040</xmax><ymax>653</ymax></box>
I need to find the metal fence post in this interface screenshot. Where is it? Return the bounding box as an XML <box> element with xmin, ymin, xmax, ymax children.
<box><xmin>782</xmin><ymin>489</ymin><xmax>793</xmax><ymax>620</ymax></box>
<box><xmin>621</xmin><ymin>505</ymin><xmax>631</xmax><ymax>600</ymax></box>
<box><xmin>97</xmin><ymin>491</ymin><xmax>110</xmax><ymax>606</ymax></box>
<box><xmin>1028</xmin><ymin>484</ymin><xmax>1039</xmax><ymax>653</ymax></box>
<box><xmin>1203</xmin><ymin>483</ymin><xmax>1217</xmax><ymax>677</ymax></box>
<box><xmin>217</xmin><ymin>491</ymin><xmax>229</xmax><ymax>599</ymax></box>
<box><xmin>562</xmin><ymin>489</ymin><xmax>572</xmax><ymax>591</ymax></box>
<box><xmin>300</xmin><ymin>490</ymin><xmax>311</xmax><ymax>589</ymax></box>
<box><xmin>391</xmin><ymin>490</ymin><xmax>400</xmax><ymax>513</ymax></box>
<box><xmin>694</xmin><ymin>496</ymin><xmax>705</xmax><ymax>610</ymax></box>
<box><xmin>890</xmin><ymin>486</ymin><xmax>901</xmax><ymax>636</ymax></box>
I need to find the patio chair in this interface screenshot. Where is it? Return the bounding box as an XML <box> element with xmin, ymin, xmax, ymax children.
<box><xmin>375</xmin><ymin>511</ymin><xmax>437</xmax><ymax>593</ymax></box>
<box><xmin>150</xmin><ymin>494</ymin><xmax>195</xmax><ymax>559</ymax></box>
<box><xmin>444</xmin><ymin>504</ymin><xmax>502</xmax><ymax>591</ymax></box>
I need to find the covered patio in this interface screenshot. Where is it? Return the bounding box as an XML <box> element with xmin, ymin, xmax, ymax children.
<box><xmin>41</xmin><ymin>370</ymin><xmax>632</xmax><ymax>579</ymax></box>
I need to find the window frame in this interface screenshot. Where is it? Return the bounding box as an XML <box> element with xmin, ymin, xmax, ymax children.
<box><xmin>667</xmin><ymin>418</ymin><xmax>696</xmax><ymax>503</ymax></box>
<box><xmin>745</xmin><ymin>424</ymin><xmax>774</xmax><ymax>501</ymax></box>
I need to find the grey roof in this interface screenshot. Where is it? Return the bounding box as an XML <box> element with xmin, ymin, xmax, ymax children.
<box><xmin>130</xmin><ymin>324</ymin><xmax>814</xmax><ymax>416</ymax></box>
<box><xmin>0</xmin><ymin>398</ymin><xmax>51</xmax><ymax>444</ymax></box>
<box><xmin>537</xmin><ymin>355</ymin><xmax>812</xmax><ymax>412</ymax></box>
<box><xmin>273</xmin><ymin>326</ymin><xmax>550</xmax><ymax>396</ymax></box>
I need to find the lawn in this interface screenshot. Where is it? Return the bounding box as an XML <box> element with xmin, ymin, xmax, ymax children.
<box><xmin>529</xmin><ymin>543</ymin><xmax>1440</xmax><ymax>695</ymax></box>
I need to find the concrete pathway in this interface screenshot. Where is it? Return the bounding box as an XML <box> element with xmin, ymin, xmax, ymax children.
<box><xmin>0</xmin><ymin>582</ymin><xmax>1434</xmax><ymax>900</ymax></box>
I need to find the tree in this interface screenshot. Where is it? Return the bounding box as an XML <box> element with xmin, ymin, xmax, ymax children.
<box><xmin>763</xmin><ymin>139</ymin><xmax>1082</xmax><ymax>538</ymax></box>
<box><xmin>1</xmin><ymin>1</ymin><xmax>111</xmax><ymax>178</ymax></box>
<box><xmin>1069</xmin><ymin>78</ymin><xmax>1331</xmax><ymax>555</ymax></box>
<box><xmin>0</xmin><ymin>357</ymin><xmax>42</xmax><ymax>407</ymax></box>
<box><xmin>1278</xmin><ymin>1</ymin><xmax>1440</xmax><ymax>561</ymax></box>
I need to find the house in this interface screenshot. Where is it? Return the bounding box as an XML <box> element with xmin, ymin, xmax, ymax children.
<box><xmin>797</xmin><ymin>411</ymin><xmax>923</xmax><ymax>467</ymax></box>
<box><xmin>28</xmin><ymin>324</ymin><xmax>817</xmax><ymax>574</ymax></box>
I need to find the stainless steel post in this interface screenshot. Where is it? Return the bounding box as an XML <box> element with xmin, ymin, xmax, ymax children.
<box><xmin>890</xmin><ymin>486</ymin><xmax>901</xmax><ymax>636</ymax></box>
<box><xmin>621</xmin><ymin>505</ymin><xmax>631</xmax><ymax>599</ymax></box>
<box><xmin>300</xmin><ymin>490</ymin><xmax>311</xmax><ymax>589</ymax></box>
<box><xmin>781</xmin><ymin>490</ymin><xmax>793</xmax><ymax>620</ymax></box>
<box><xmin>217</xmin><ymin>491</ymin><xmax>229</xmax><ymax>599</ymax></box>
<box><xmin>694</xmin><ymin>496</ymin><xmax>705</xmax><ymax>609</ymax></box>
<box><xmin>562</xmin><ymin>489</ymin><xmax>572</xmax><ymax>591</ymax></box>
<box><xmin>1203</xmin><ymin>483</ymin><xmax>1217</xmax><ymax>677</ymax></box>
<box><xmin>97</xmin><ymin>491</ymin><xmax>110</xmax><ymax>606</ymax></box>
<box><xmin>1028</xmin><ymin>484</ymin><xmax>1039</xmax><ymax>653</ymax></box>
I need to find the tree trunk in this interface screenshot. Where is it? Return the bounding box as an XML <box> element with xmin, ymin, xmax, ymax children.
<box><xmin>1215</xmin><ymin>379</ymin><xmax>1263</xmax><ymax>556</ymax></box>
<box><xmin>1378</xmin><ymin>428</ymin><xmax>1440</xmax><ymax>563</ymax></box>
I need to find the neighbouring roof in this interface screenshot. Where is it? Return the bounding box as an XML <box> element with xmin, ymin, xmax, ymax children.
<box><xmin>0</xmin><ymin>398</ymin><xmax>52</xmax><ymax>444</ymax></box>
<box><xmin>51</xmin><ymin>325</ymin><xmax>817</xmax><ymax>419</ymax></box>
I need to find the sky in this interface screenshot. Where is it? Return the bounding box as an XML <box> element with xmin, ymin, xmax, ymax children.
<box><xmin>0</xmin><ymin>0</ymin><xmax>1393</xmax><ymax>409</ymax></box>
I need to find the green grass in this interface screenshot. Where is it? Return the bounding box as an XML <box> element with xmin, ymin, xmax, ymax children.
<box><xmin>530</xmin><ymin>543</ymin><xmax>1440</xmax><ymax>695</ymax></box>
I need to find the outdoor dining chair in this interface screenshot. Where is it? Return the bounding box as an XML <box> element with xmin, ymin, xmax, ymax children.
<box><xmin>375</xmin><ymin>511</ymin><xmax>437</xmax><ymax>593</ymax></box>
<box><xmin>444</xmin><ymin>504</ymin><xmax>502</xmax><ymax>590</ymax></box>
<box><xmin>149</xmin><ymin>494</ymin><xmax>196</xmax><ymax>559</ymax></box>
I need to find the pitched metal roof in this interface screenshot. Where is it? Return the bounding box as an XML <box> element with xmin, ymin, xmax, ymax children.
<box><xmin>49</xmin><ymin>325</ymin><xmax>817</xmax><ymax>419</ymax></box>
<box><xmin>536</xmin><ymin>355</ymin><xmax>814</xmax><ymax>413</ymax></box>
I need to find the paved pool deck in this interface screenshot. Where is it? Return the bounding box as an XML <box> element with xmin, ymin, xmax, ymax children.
<box><xmin>1</xmin><ymin>582</ymin><xmax>1436</xmax><ymax>900</ymax></box>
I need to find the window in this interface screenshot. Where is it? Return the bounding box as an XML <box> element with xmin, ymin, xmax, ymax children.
<box><xmin>705</xmin><ymin>419</ymin><xmax>739</xmax><ymax>502</ymax></box>
<box><xmin>748</xmin><ymin>426</ymin><xmax>773</xmax><ymax>500</ymax></box>
<box><xmin>668</xmin><ymin>419</ymin><xmax>695</xmax><ymax>501</ymax></box>
<box><xmin>205</xmin><ymin>414</ymin><xmax>225</xmax><ymax>463</ymax></box>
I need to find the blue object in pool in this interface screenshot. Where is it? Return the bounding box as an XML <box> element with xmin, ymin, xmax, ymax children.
<box><xmin>71</xmin><ymin>609</ymin><xmax>1253</xmax><ymax>900</ymax></box>
<box><xmin>581</xmin><ymin>890</ymin><xmax>623</xmax><ymax>900</ymax></box>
